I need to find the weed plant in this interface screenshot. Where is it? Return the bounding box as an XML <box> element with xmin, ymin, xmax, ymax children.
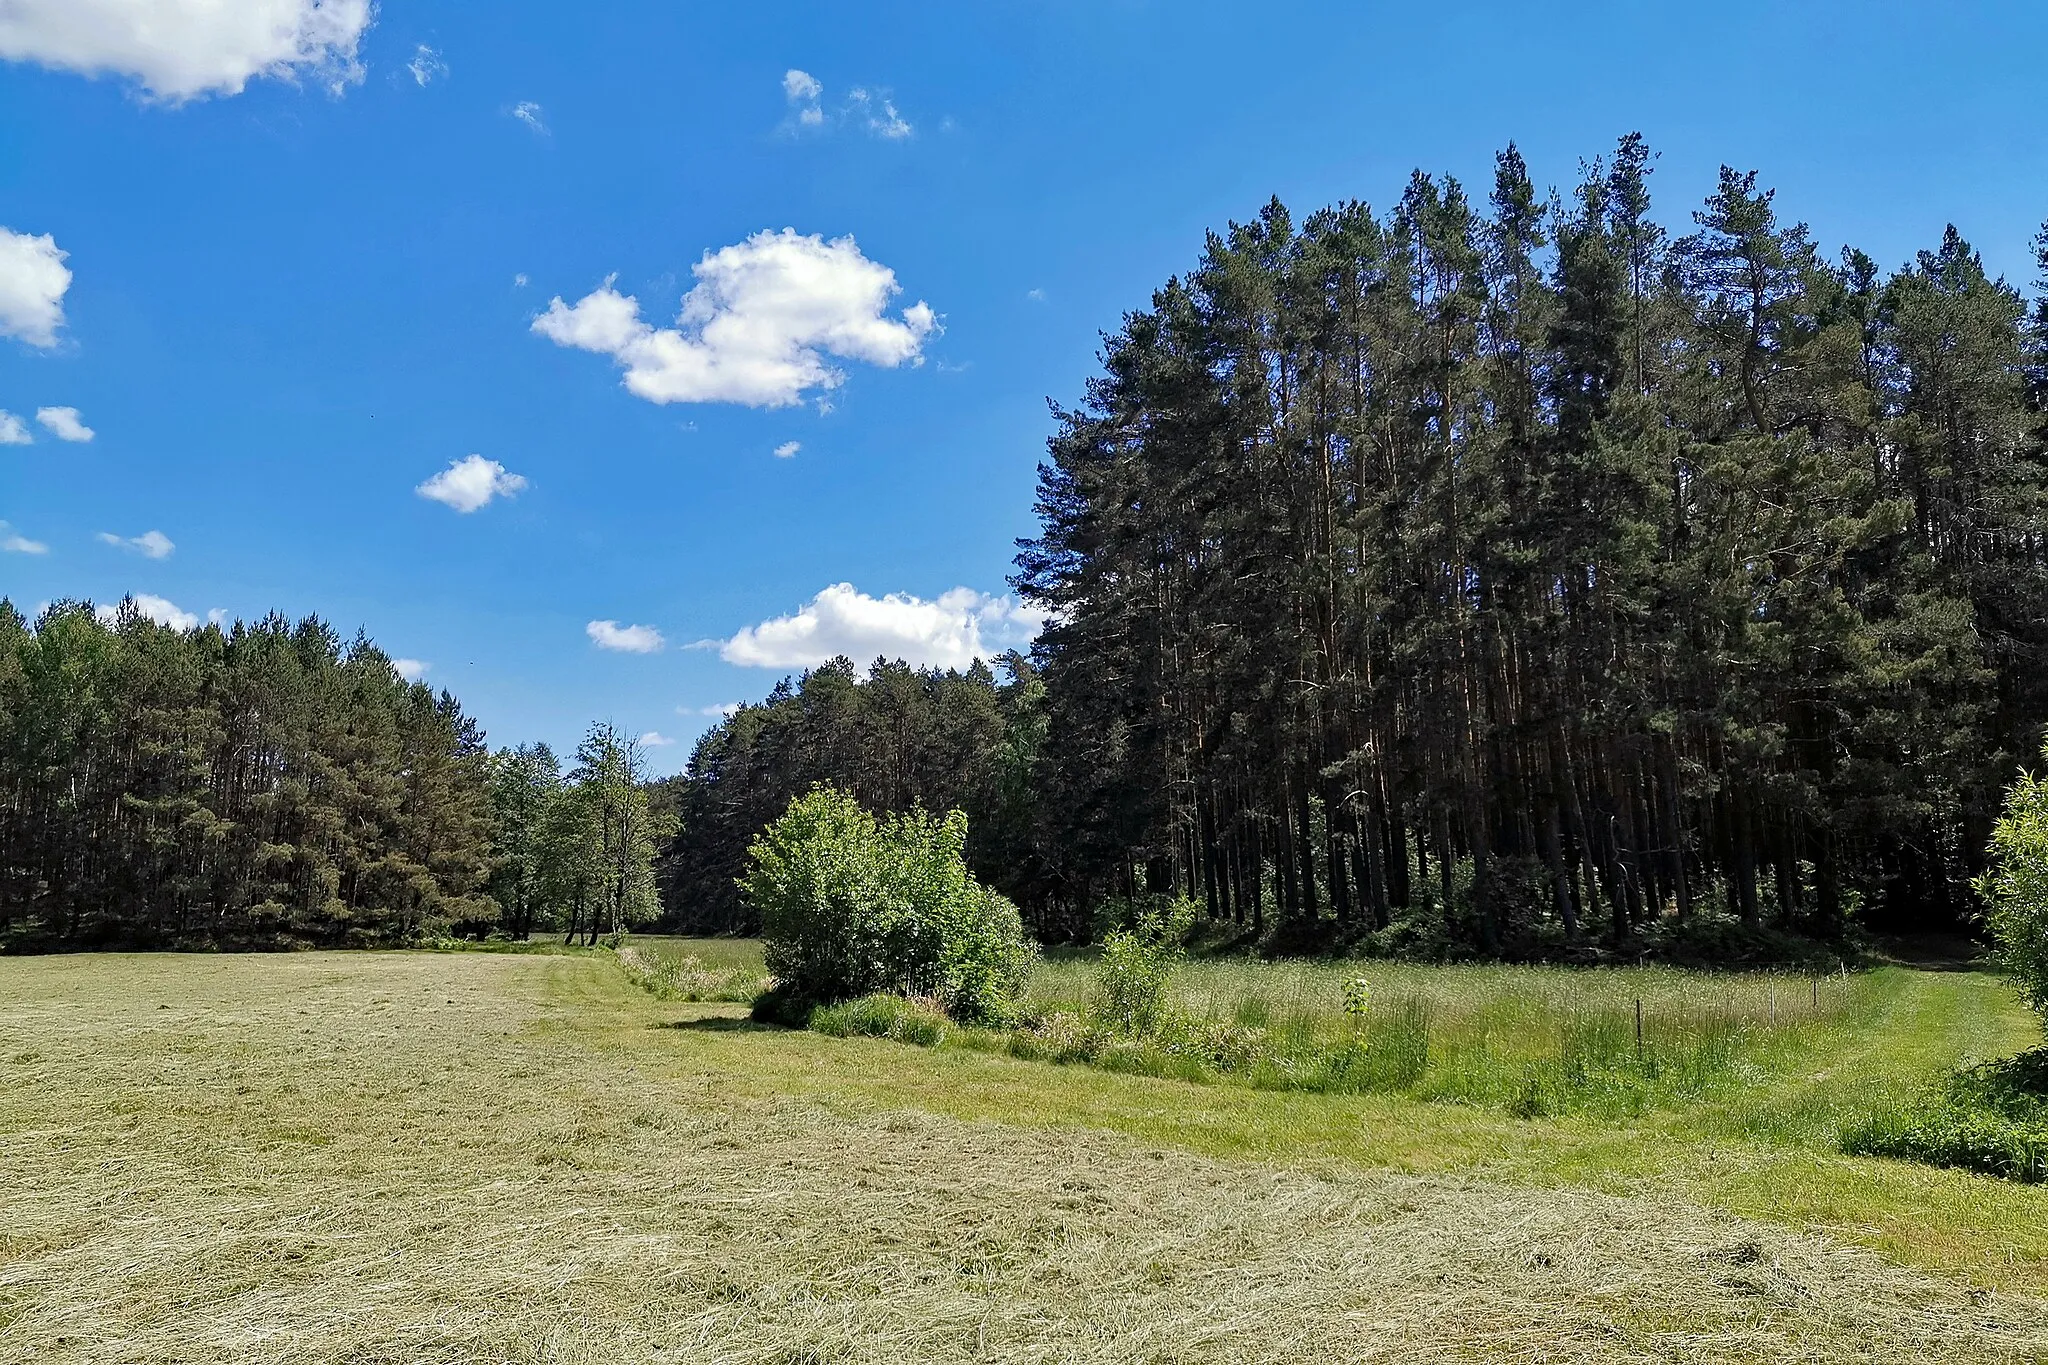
<box><xmin>1841</xmin><ymin>1049</ymin><xmax>2048</xmax><ymax>1182</ymax></box>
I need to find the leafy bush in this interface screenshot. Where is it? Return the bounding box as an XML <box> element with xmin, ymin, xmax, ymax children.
<box><xmin>1091</xmin><ymin>898</ymin><xmax>1196</xmax><ymax>1036</ymax></box>
<box><xmin>743</xmin><ymin>787</ymin><xmax>1035</xmax><ymax>1025</ymax></box>
<box><xmin>1840</xmin><ymin>1050</ymin><xmax>2048</xmax><ymax>1182</ymax></box>
<box><xmin>1980</xmin><ymin>744</ymin><xmax>2048</xmax><ymax>1024</ymax></box>
<box><xmin>810</xmin><ymin>994</ymin><xmax>951</xmax><ymax>1047</ymax></box>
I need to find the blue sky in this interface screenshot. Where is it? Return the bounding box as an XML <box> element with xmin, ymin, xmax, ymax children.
<box><xmin>3</xmin><ymin>0</ymin><xmax>2045</xmax><ymax>771</ymax></box>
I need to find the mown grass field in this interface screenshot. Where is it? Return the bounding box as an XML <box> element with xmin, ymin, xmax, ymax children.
<box><xmin>2</xmin><ymin>945</ymin><xmax>2045</xmax><ymax>1363</ymax></box>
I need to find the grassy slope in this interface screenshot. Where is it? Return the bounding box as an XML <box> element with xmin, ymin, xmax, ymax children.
<box><xmin>0</xmin><ymin>950</ymin><xmax>2043</xmax><ymax>1363</ymax></box>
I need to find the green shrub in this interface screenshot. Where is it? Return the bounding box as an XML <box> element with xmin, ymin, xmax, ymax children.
<box><xmin>1091</xmin><ymin>898</ymin><xmax>1196</xmax><ymax>1036</ymax></box>
<box><xmin>810</xmin><ymin>993</ymin><xmax>951</xmax><ymax>1047</ymax></box>
<box><xmin>743</xmin><ymin>787</ymin><xmax>1035</xmax><ymax>1025</ymax></box>
<box><xmin>1979</xmin><ymin>744</ymin><xmax>2048</xmax><ymax>1025</ymax></box>
<box><xmin>1842</xmin><ymin>1102</ymin><xmax>2048</xmax><ymax>1182</ymax></box>
<box><xmin>1840</xmin><ymin>1050</ymin><xmax>2048</xmax><ymax>1182</ymax></box>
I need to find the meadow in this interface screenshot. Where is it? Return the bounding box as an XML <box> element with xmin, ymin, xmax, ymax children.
<box><xmin>2</xmin><ymin>945</ymin><xmax>2045</xmax><ymax>1363</ymax></box>
<box><xmin>638</xmin><ymin>937</ymin><xmax>2029</xmax><ymax>1140</ymax></box>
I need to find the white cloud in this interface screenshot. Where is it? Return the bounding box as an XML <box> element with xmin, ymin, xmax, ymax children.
<box><xmin>773</xmin><ymin>440</ymin><xmax>801</xmax><ymax>459</ymax></box>
<box><xmin>684</xmin><ymin>701</ymin><xmax>743</xmax><ymax>718</ymax></box>
<box><xmin>392</xmin><ymin>658</ymin><xmax>429</xmax><ymax>681</ymax></box>
<box><xmin>637</xmin><ymin>730</ymin><xmax>675</xmax><ymax>748</ymax></box>
<box><xmin>406</xmin><ymin>43</ymin><xmax>445</xmax><ymax>86</ymax></box>
<box><xmin>0</xmin><ymin>410</ymin><xmax>29</xmax><ymax>444</ymax></box>
<box><xmin>719</xmin><ymin>584</ymin><xmax>1048</xmax><ymax>673</ymax></box>
<box><xmin>0</xmin><ymin>0</ymin><xmax>373</xmax><ymax>101</ymax></box>
<box><xmin>206</xmin><ymin>607</ymin><xmax>230</xmax><ymax>627</ymax></box>
<box><xmin>511</xmin><ymin>100</ymin><xmax>546</xmax><ymax>134</ymax></box>
<box><xmin>1026</xmin><ymin>287</ymin><xmax>1047</xmax><ymax>303</ymax></box>
<box><xmin>783</xmin><ymin>72</ymin><xmax>911</xmax><ymax>138</ymax></box>
<box><xmin>783</xmin><ymin>67</ymin><xmax>823</xmax><ymax>127</ymax></box>
<box><xmin>415</xmin><ymin>454</ymin><xmax>526</xmax><ymax>513</ymax></box>
<box><xmin>587</xmin><ymin>619</ymin><xmax>664</xmax><ymax>654</ymax></box>
<box><xmin>1</xmin><ymin>521</ymin><xmax>48</xmax><ymax>555</ymax></box>
<box><xmin>97</xmin><ymin>529</ymin><xmax>175</xmax><ymax>559</ymax></box>
<box><xmin>847</xmin><ymin>87</ymin><xmax>912</xmax><ymax>139</ymax></box>
<box><xmin>96</xmin><ymin>593</ymin><xmax>200</xmax><ymax>631</ymax></box>
<box><xmin>533</xmin><ymin>229</ymin><xmax>937</xmax><ymax>408</ymax></box>
<box><xmin>513</xmin><ymin>272</ymin><xmax>529</xmax><ymax>288</ymax></box>
<box><xmin>0</xmin><ymin>228</ymin><xmax>70</xmax><ymax>348</ymax></box>
<box><xmin>36</xmin><ymin>406</ymin><xmax>92</xmax><ymax>442</ymax></box>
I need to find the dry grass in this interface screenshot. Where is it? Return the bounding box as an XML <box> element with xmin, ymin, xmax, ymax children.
<box><xmin>1</xmin><ymin>951</ymin><xmax>2045</xmax><ymax>1363</ymax></box>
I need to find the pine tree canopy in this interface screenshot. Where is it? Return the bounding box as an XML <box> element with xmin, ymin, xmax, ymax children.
<box><xmin>661</xmin><ymin>137</ymin><xmax>2048</xmax><ymax>957</ymax></box>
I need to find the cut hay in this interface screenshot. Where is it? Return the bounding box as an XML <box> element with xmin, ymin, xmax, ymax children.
<box><xmin>0</xmin><ymin>952</ymin><xmax>2042</xmax><ymax>1363</ymax></box>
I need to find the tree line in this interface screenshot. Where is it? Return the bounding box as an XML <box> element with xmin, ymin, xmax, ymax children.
<box><xmin>662</xmin><ymin>657</ymin><xmax>1043</xmax><ymax>934</ymax></box>
<box><xmin>665</xmin><ymin>137</ymin><xmax>2048</xmax><ymax>956</ymax></box>
<box><xmin>0</xmin><ymin>599</ymin><xmax>666</xmax><ymax>949</ymax></box>
<box><xmin>1014</xmin><ymin>136</ymin><xmax>2048</xmax><ymax>952</ymax></box>
<box><xmin>11</xmin><ymin>137</ymin><xmax>2045</xmax><ymax>962</ymax></box>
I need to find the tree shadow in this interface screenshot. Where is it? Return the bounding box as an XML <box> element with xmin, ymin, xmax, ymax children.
<box><xmin>656</xmin><ymin>1015</ymin><xmax>780</xmax><ymax>1033</ymax></box>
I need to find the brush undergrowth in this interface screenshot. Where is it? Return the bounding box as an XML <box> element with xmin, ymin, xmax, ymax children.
<box><xmin>1841</xmin><ymin>1049</ymin><xmax>2048</xmax><ymax>1182</ymax></box>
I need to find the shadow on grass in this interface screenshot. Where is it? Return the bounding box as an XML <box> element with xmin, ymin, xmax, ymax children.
<box><xmin>658</xmin><ymin>1015</ymin><xmax>781</xmax><ymax>1033</ymax></box>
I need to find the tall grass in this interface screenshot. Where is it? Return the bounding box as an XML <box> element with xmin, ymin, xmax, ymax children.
<box><xmin>617</xmin><ymin>936</ymin><xmax>771</xmax><ymax>1002</ymax></box>
<box><xmin>1010</xmin><ymin>956</ymin><xmax>1870</xmax><ymax>1116</ymax></box>
<box><xmin>632</xmin><ymin>936</ymin><xmax>1905</xmax><ymax>1122</ymax></box>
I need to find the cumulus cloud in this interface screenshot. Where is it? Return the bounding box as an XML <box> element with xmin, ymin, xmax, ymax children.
<box><xmin>0</xmin><ymin>411</ymin><xmax>29</xmax><ymax>444</ymax></box>
<box><xmin>97</xmin><ymin>529</ymin><xmax>175</xmax><ymax>559</ymax></box>
<box><xmin>513</xmin><ymin>272</ymin><xmax>529</xmax><ymax>288</ymax></box>
<box><xmin>587</xmin><ymin>620</ymin><xmax>664</xmax><ymax>654</ymax></box>
<box><xmin>406</xmin><ymin>43</ymin><xmax>445</xmax><ymax>86</ymax></box>
<box><xmin>637</xmin><ymin>730</ymin><xmax>675</xmax><ymax>748</ymax></box>
<box><xmin>392</xmin><ymin>658</ymin><xmax>429</xmax><ymax>681</ymax></box>
<box><xmin>96</xmin><ymin>594</ymin><xmax>200</xmax><ymax>631</ymax></box>
<box><xmin>0</xmin><ymin>228</ymin><xmax>70</xmax><ymax>348</ymax></box>
<box><xmin>1</xmin><ymin>521</ymin><xmax>48</xmax><ymax>555</ymax></box>
<box><xmin>783</xmin><ymin>67</ymin><xmax>823</xmax><ymax>126</ymax></box>
<box><xmin>773</xmin><ymin>440</ymin><xmax>801</xmax><ymax>459</ymax></box>
<box><xmin>0</xmin><ymin>0</ymin><xmax>373</xmax><ymax>101</ymax></box>
<box><xmin>718</xmin><ymin>584</ymin><xmax>1048</xmax><ymax>673</ymax></box>
<box><xmin>415</xmin><ymin>454</ymin><xmax>526</xmax><ymax>513</ymax></box>
<box><xmin>533</xmin><ymin>230</ymin><xmax>937</xmax><ymax>408</ymax></box>
<box><xmin>685</xmin><ymin>701</ymin><xmax>743</xmax><ymax>718</ymax></box>
<box><xmin>36</xmin><ymin>406</ymin><xmax>93</xmax><ymax>442</ymax></box>
<box><xmin>511</xmin><ymin>100</ymin><xmax>546</xmax><ymax>134</ymax></box>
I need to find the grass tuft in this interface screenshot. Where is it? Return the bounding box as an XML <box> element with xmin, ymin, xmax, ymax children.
<box><xmin>616</xmin><ymin>937</ymin><xmax>773</xmax><ymax>1003</ymax></box>
<box><xmin>811</xmin><ymin>993</ymin><xmax>951</xmax><ymax>1047</ymax></box>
